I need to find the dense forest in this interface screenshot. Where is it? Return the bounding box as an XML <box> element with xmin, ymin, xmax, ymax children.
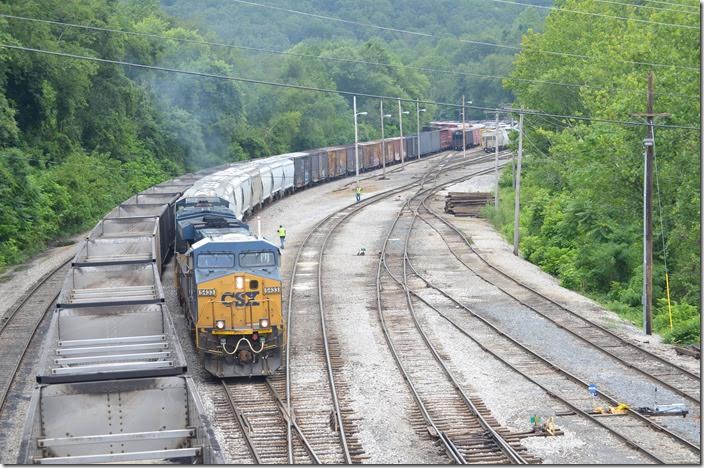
<box><xmin>0</xmin><ymin>0</ymin><xmax>547</xmax><ymax>269</ymax></box>
<box><xmin>490</xmin><ymin>0</ymin><xmax>700</xmax><ymax>343</ymax></box>
<box><xmin>0</xmin><ymin>1</ymin><xmax>698</xmax><ymax>344</ymax></box>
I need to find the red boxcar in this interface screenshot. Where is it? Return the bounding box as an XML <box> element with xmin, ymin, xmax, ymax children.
<box><xmin>439</xmin><ymin>128</ymin><xmax>454</xmax><ymax>150</ymax></box>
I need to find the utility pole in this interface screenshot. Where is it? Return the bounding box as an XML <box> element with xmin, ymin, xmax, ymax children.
<box><xmin>513</xmin><ymin>111</ymin><xmax>524</xmax><ymax>256</ymax></box>
<box><xmin>494</xmin><ymin>110</ymin><xmax>500</xmax><ymax>209</ymax></box>
<box><xmin>353</xmin><ymin>96</ymin><xmax>367</xmax><ymax>185</ymax></box>
<box><xmin>354</xmin><ymin>96</ymin><xmax>360</xmax><ymax>184</ymax></box>
<box><xmin>643</xmin><ymin>74</ymin><xmax>655</xmax><ymax>336</ymax></box>
<box><xmin>462</xmin><ymin>95</ymin><xmax>467</xmax><ymax>159</ymax></box>
<box><xmin>398</xmin><ymin>99</ymin><xmax>406</xmax><ymax>168</ymax></box>
<box><xmin>632</xmin><ymin>72</ymin><xmax>668</xmax><ymax>335</ymax></box>
<box><xmin>380</xmin><ymin>100</ymin><xmax>391</xmax><ymax>179</ymax></box>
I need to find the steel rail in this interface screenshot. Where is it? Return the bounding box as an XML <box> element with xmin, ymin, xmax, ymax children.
<box><xmin>422</xmin><ymin>198</ymin><xmax>701</xmax><ymax>404</ymax></box>
<box><xmin>284</xmin><ymin>149</ymin><xmax>487</xmax><ymax>463</ymax></box>
<box><xmin>396</xmin><ymin>165</ymin><xmax>528</xmax><ymax>464</ymax></box>
<box><xmin>0</xmin><ymin>257</ymin><xmax>72</xmax><ymax>335</ymax></box>
<box><xmin>374</xmin><ymin>155</ymin><xmax>469</xmax><ymax>464</ymax></box>
<box><xmin>397</xmin><ymin>186</ymin><xmax>699</xmax><ymax>460</ymax></box>
<box><xmin>263</xmin><ymin>379</ymin><xmax>322</xmax><ymax>464</ymax></box>
<box><xmin>220</xmin><ymin>381</ymin><xmax>262</xmax><ymax>464</ymax></box>
<box><xmin>375</xmin><ymin>158</ymin><xmax>527</xmax><ymax>464</ymax></box>
<box><xmin>0</xmin><ymin>258</ymin><xmax>73</xmax><ymax>414</ymax></box>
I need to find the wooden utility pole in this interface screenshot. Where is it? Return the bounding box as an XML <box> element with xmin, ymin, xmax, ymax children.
<box><xmin>643</xmin><ymin>74</ymin><xmax>655</xmax><ymax>336</ymax></box>
<box><xmin>632</xmin><ymin>72</ymin><xmax>668</xmax><ymax>335</ymax></box>
<box><xmin>513</xmin><ymin>111</ymin><xmax>524</xmax><ymax>256</ymax></box>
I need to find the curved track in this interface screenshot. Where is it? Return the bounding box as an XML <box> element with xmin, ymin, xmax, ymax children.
<box><xmin>283</xmin><ymin>150</ymin><xmax>505</xmax><ymax>463</ymax></box>
<box><xmin>390</xmin><ymin>178</ymin><xmax>700</xmax><ymax>463</ymax></box>
<box><xmin>421</xmin><ymin>197</ymin><xmax>701</xmax><ymax>407</ymax></box>
<box><xmin>376</xmin><ymin>161</ymin><xmax>538</xmax><ymax>464</ymax></box>
<box><xmin>0</xmin><ymin>258</ymin><xmax>72</xmax><ymax>414</ymax></box>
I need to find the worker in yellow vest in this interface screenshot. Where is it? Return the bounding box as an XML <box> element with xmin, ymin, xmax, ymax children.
<box><xmin>277</xmin><ymin>225</ymin><xmax>286</xmax><ymax>249</ymax></box>
<box><xmin>355</xmin><ymin>185</ymin><xmax>363</xmax><ymax>203</ymax></box>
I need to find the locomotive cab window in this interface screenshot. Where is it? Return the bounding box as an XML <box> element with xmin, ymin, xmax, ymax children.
<box><xmin>197</xmin><ymin>253</ymin><xmax>235</xmax><ymax>268</ymax></box>
<box><xmin>239</xmin><ymin>251</ymin><xmax>276</xmax><ymax>268</ymax></box>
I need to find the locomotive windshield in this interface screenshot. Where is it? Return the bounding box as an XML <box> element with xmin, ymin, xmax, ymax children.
<box><xmin>239</xmin><ymin>251</ymin><xmax>277</xmax><ymax>268</ymax></box>
<box><xmin>197</xmin><ymin>253</ymin><xmax>235</xmax><ymax>268</ymax></box>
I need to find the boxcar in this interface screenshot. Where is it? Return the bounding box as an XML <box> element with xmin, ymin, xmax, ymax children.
<box><xmin>281</xmin><ymin>152</ymin><xmax>311</xmax><ymax>189</ymax></box>
<box><xmin>346</xmin><ymin>146</ymin><xmax>356</xmax><ymax>174</ymax></box>
<box><xmin>405</xmin><ymin>136</ymin><xmax>418</xmax><ymax>160</ymax></box>
<box><xmin>439</xmin><ymin>128</ymin><xmax>453</xmax><ymax>150</ymax></box>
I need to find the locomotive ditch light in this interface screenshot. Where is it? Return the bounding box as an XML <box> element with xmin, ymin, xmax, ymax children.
<box><xmin>236</xmin><ymin>276</ymin><xmax>244</xmax><ymax>290</ymax></box>
<box><xmin>260</xmin><ymin>318</ymin><xmax>269</xmax><ymax>328</ymax></box>
<box><xmin>215</xmin><ymin>320</ymin><xmax>225</xmax><ymax>329</ymax></box>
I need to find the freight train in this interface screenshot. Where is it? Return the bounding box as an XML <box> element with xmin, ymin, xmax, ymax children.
<box><xmin>171</xmin><ymin>126</ymin><xmax>465</xmax><ymax>377</ymax></box>
<box><xmin>174</xmin><ymin>196</ymin><xmax>283</xmax><ymax>377</ymax></box>
<box><xmin>21</xmin><ymin>119</ymin><xmax>492</xmax><ymax>462</ymax></box>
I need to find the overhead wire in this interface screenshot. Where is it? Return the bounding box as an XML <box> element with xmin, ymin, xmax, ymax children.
<box><xmin>485</xmin><ymin>0</ymin><xmax>697</xmax><ymax>28</ymax></box>
<box><xmin>0</xmin><ymin>13</ymin><xmax>696</xmax><ymax>100</ymax></box>
<box><xmin>635</xmin><ymin>0</ymin><xmax>698</xmax><ymax>10</ymax></box>
<box><xmin>0</xmin><ymin>44</ymin><xmax>699</xmax><ymax>131</ymax></box>
<box><xmin>225</xmin><ymin>0</ymin><xmax>698</xmax><ymax>71</ymax></box>
<box><xmin>589</xmin><ymin>0</ymin><xmax>698</xmax><ymax>14</ymax></box>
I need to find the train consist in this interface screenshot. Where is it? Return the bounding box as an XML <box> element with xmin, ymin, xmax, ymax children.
<box><xmin>19</xmin><ymin>118</ymin><xmax>508</xmax><ymax>463</ymax></box>
<box><xmin>174</xmin><ymin>196</ymin><xmax>284</xmax><ymax>378</ymax></box>
<box><xmin>20</xmin><ymin>176</ymin><xmax>221</xmax><ymax>464</ymax></box>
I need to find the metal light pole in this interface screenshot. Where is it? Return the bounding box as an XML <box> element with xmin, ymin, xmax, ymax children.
<box><xmin>353</xmin><ymin>96</ymin><xmax>367</xmax><ymax>184</ymax></box>
<box><xmin>380</xmin><ymin>100</ymin><xmax>391</xmax><ymax>179</ymax></box>
<box><xmin>416</xmin><ymin>99</ymin><xmax>426</xmax><ymax>159</ymax></box>
<box><xmin>398</xmin><ymin>100</ymin><xmax>409</xmax><ymax>168</ymax></box>
<box><xmin>462</xmin><ymin>96</ymin><xmax>467</xmax><ymax>159</ymax></box>
<box><xmin>494</xmin><ymin>111</ymin><xmax>500</xmax><ymax>209</ymax></box>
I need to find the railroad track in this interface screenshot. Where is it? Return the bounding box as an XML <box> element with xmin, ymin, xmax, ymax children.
<box><xmin>282</xmin><ymin>149</ymin><xmax>506</xmax><ymax>464</ymax></box>
<box><xmin>392</xmin><ymin>179</ymin><xmax>700</xmax><ymax>463</ymax></box>
<box><xmin>420</xmin><ymin>197</ymin><xmax>701</xmax><ymax>408</ymax></box>
<box><xmin>215</xmin><ymin>375</ymin><xmax>320</xmax><ymax>464</ymax></box>
<box><xmin>375</xmin><ymin>161</ymin><xmax>543</xmax><ymax>464</ymax></box>
<box><xmin>0</xmin><ymin>258</ymin><xmax>72</xmax><ymax>414</ymax></box>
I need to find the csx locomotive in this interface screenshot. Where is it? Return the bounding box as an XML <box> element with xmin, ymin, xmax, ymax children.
<box><xmin>175</xmin><ymin>196</ymin><xmax>283</xmax><ymax>377</ymax></box>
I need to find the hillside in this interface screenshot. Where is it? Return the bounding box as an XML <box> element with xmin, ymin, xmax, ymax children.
<box><xmin>0</xmin><ymin>0</ymin><xmax>549</xmax><ymax>269</ymax></box>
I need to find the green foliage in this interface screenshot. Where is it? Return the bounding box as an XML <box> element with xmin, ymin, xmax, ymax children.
<box><xmin>0</xmin><ymin>0</ymin><xmax>548</xmax><ymax>271</ymax></box>
<box><xmin>495</xmin><ymin>0</ymin><xmax>700</xmax><ymax>343</ymax></box>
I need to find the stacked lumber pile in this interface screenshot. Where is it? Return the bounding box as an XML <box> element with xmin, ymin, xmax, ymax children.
<box><xmin>444</xmin><ymin>192</ymin><xmax>494</xmax><ymax>217</ymax></box>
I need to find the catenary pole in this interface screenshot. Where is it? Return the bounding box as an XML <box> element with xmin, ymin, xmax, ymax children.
<box><xmin>513</xmin><ymin>112</ymin><xmax>524</xmax><ymax>256</ymax></box>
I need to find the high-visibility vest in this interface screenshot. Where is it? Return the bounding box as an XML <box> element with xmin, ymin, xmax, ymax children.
<box><xmin>278</xmin><ymin>227</ymin><xmax>286</xmax><ymax>237</ymax></box>
<box><xmin>356</xmin><ymin>187</ymin><xmax>362</xmax><ymax>195</ymax></box>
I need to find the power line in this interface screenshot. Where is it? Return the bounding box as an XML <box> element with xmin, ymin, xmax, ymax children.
<box><xmin>485</xmin><ymin>0</ymin><xmax>697</xmax><ymax>28</ymax></box>
<box><xmin>226</xmin><ymin>0</ymin><xmax>698</xmax><ymax>71</ymax></box>
<box><xmin>632</xmin><ymin>0</ymin><xmax>699</xmax><ymax>10</ymax></box>
<box><xmin>590</xmin><ymin>0</ymin><xmax>698</xmax><ymax>13</ymax></box>
<box><xmin>0</xmin><ymin>14</ymin><xmax>696</xmax><ymax>100</ymax></box>
<box><xmin>1</xmin><ymin>43</ymin><xmax>699</xmax><ymax>131</ymax></box>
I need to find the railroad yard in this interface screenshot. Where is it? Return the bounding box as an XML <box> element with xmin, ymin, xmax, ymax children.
<box><xmin>0</xmin><ymin>148</ymin><xmax>699</xmax><ymax>464</ymax></box>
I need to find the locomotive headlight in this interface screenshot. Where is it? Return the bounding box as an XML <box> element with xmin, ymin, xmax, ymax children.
<box><xmin>259</xmin><ymin>318</ymin><xmax>269</xmax><ymax>328</ymax></box>
<box><xmin>235</xmin><ymin>276</ymin><xmax>244</xmax><ymax>290</ymax></box>
<box><xmin>215</xmin><ymin>320</ymin><xmax>225</xmax><ymax>329</ymax></box>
